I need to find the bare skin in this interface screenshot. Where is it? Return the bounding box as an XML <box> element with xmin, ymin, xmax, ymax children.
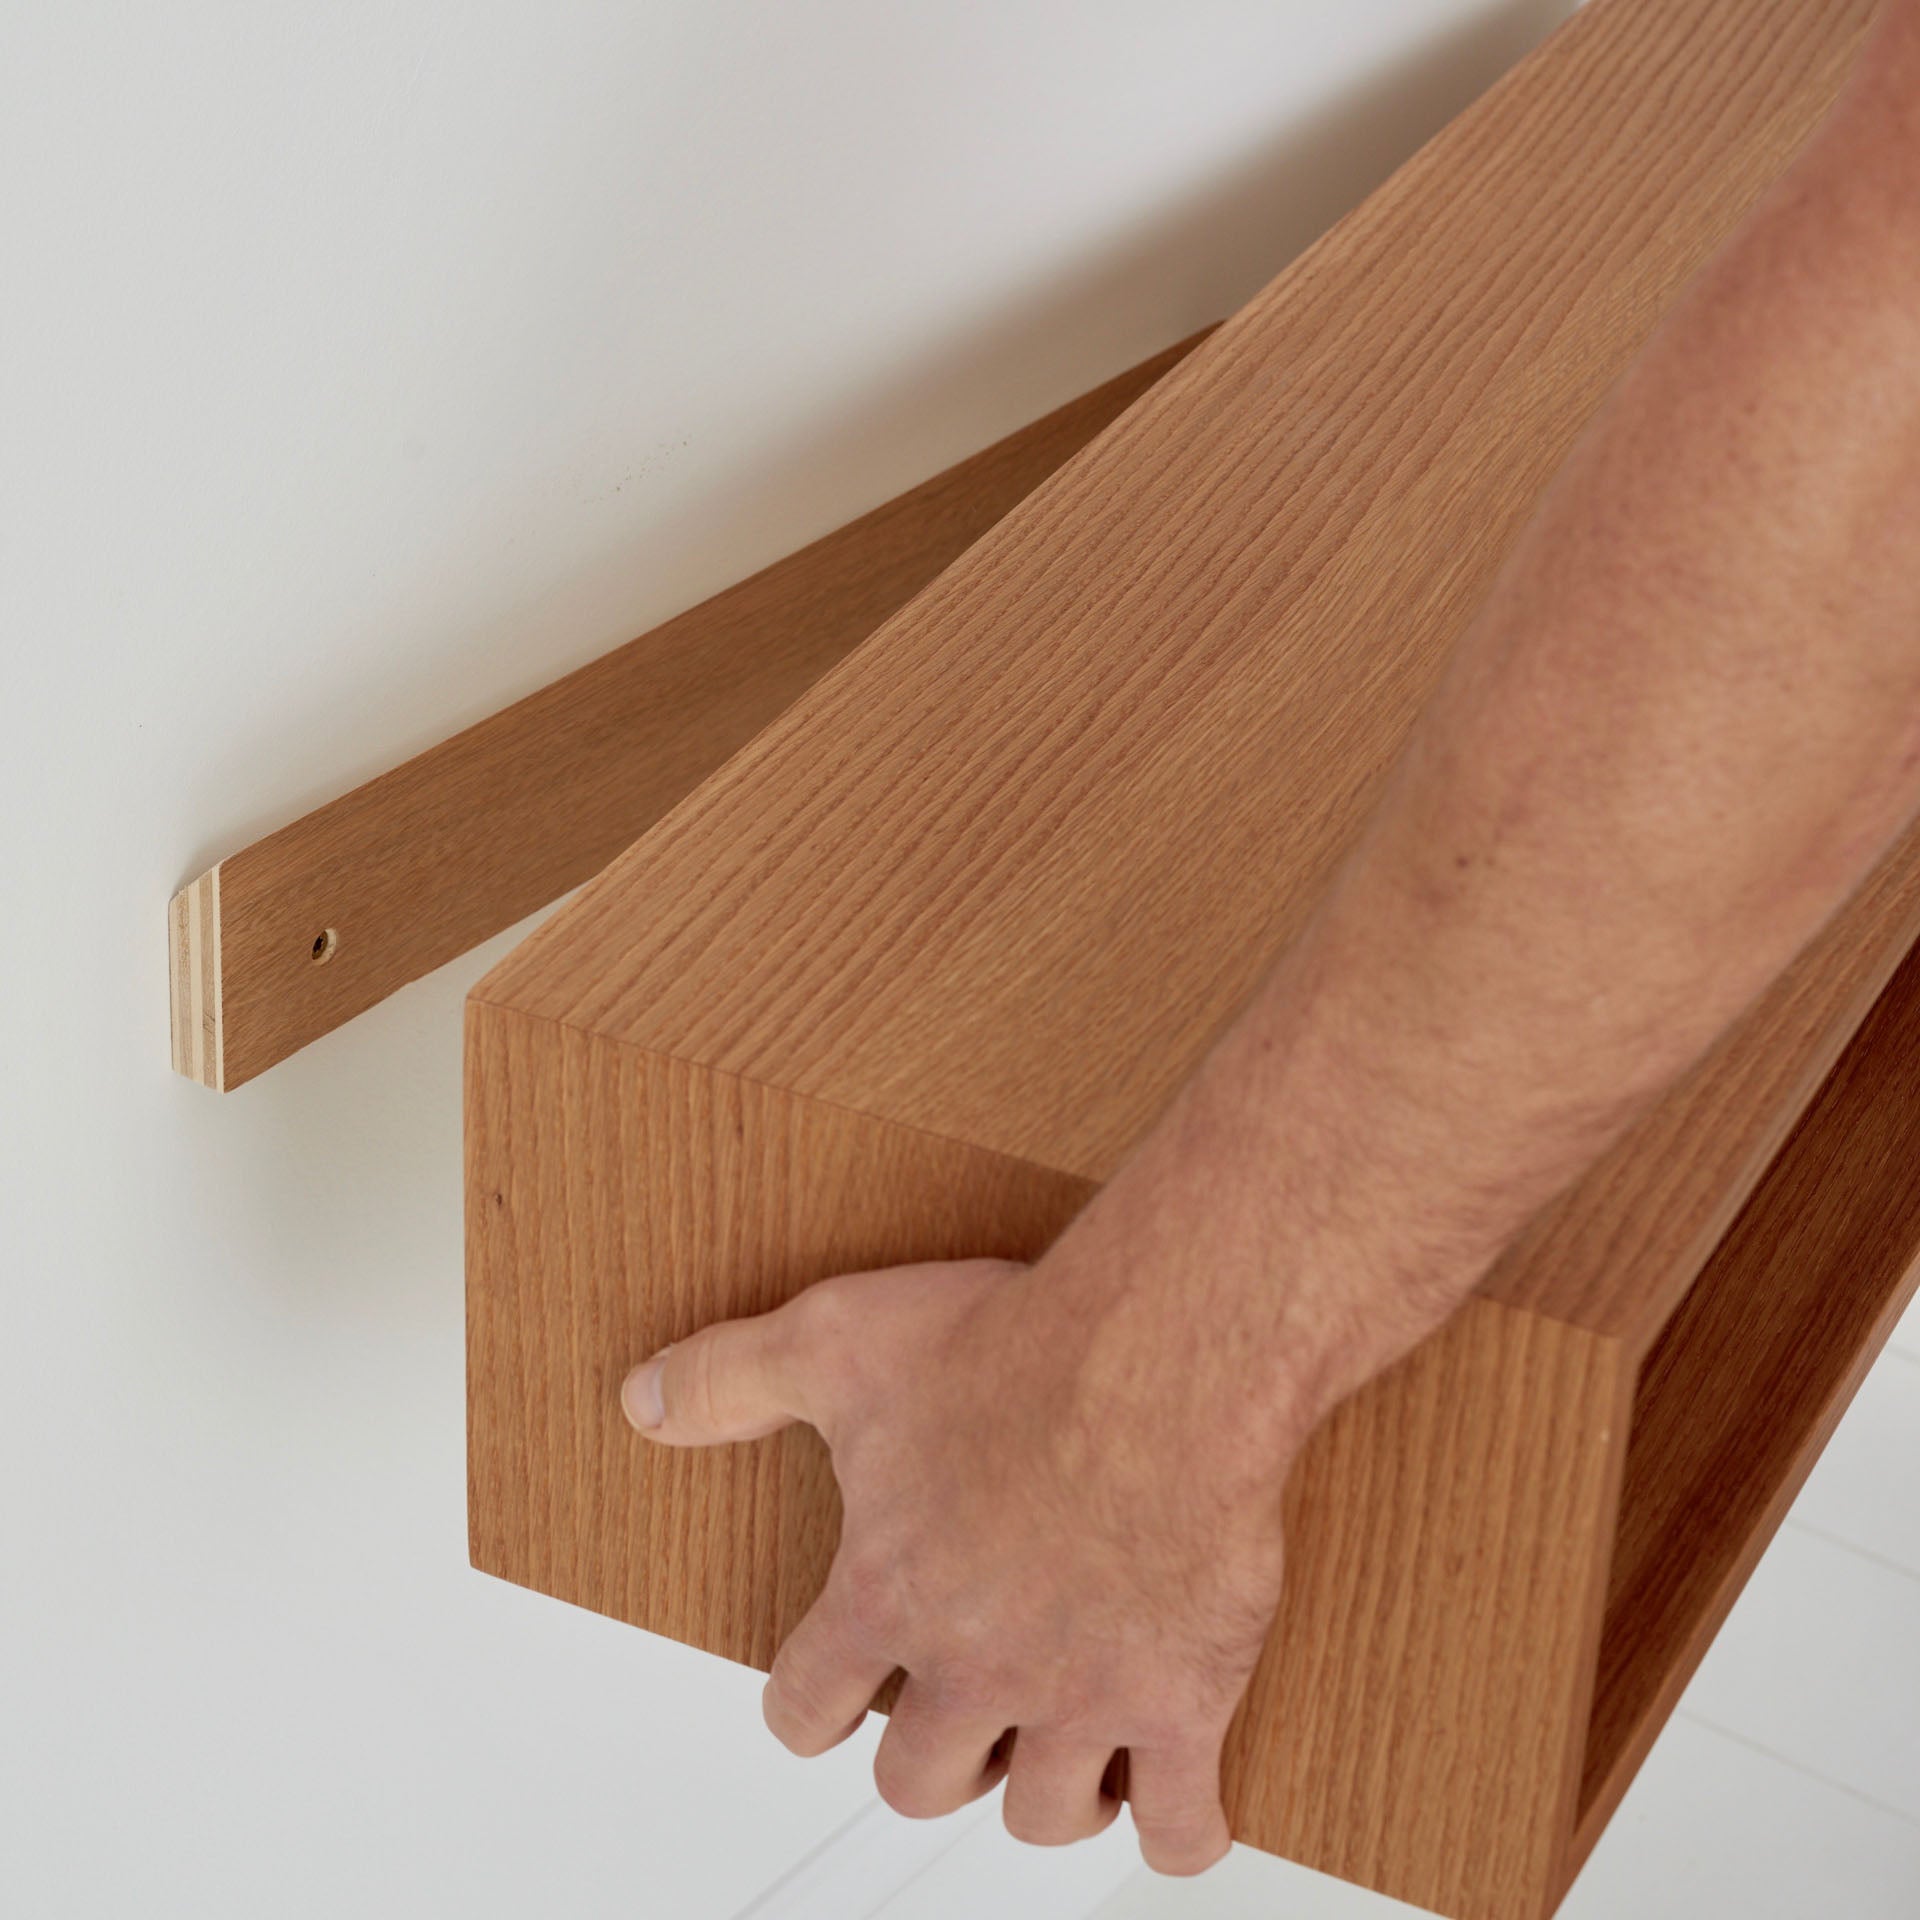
<box><xmin>624</xmin><ymin>0</ymin><xmax>1920</xmax><ymax>1876</ymax></box>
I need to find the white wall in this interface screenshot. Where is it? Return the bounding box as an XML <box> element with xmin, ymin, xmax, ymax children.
<box><xmin>0</xmin><ymin>3</ymin><xmax>1571</xmax><ymax>1913</ymax></box>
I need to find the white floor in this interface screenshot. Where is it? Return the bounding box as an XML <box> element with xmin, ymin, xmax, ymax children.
<box><xmin>740</xmin><ymin>1286</ymin><xmax>1920</xmax><ymax>1920</ymax></box>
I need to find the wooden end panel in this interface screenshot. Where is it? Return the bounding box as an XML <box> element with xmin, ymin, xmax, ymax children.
<box><xmin>467</xmin><ymin>994</ymin><xmax>1633</xmax><ymax>1919</ymax></box>
<box><xmin>1239</xmin><ymin>1299</ymin><xmax>1632</xmax><ymax>1920</ymax></box>
<box><xmin>1571</xmin><ymin>932</ymin><xmax>1920</xmax><ymax>1880</ymax></box>
<box><xmin>464</xmin><ymin>997</ymin><xmax>1091</xmax><ymax>1661</ymax></box>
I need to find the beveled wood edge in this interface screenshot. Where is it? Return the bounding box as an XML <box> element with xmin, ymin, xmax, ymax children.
<box><xmin>463</xmin><ymin>996</ymin><xmax>1639</xmax><ymax>1920</ymax></box>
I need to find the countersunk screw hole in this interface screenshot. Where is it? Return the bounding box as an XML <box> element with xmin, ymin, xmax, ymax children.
<box><xmin>311</xmin><ymin>928</ymin><xmax>339</xmax><ymax>965</ymax></box>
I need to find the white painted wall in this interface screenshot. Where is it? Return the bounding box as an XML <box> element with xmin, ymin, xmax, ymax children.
<box><xmin>0</xmin><ymin>3</ymin><xmax>1571</xmax><ymax>1913</ymax></box>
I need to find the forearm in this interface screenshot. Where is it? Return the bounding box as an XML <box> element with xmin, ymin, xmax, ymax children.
<box><xmin>636</xmin><ymin>9</ymin><xmax>1920</xmax><ymax>1860</ymax></box>
<box><xmin>1058</xmin><ymin>10</ymin><xmax>1920</xmax><ymax>1453</ymax></box>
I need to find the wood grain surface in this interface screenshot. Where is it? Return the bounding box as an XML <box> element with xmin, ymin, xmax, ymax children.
<box><xmin>466</xmin><ymin>995</ymin><xmax>1632</xmax><ymax>1920</ymax></box>
<box><xmin>467</xmin><ymin>1</ymin><xmax>1912</xmax><ymax>1915</ymax></box>
<box><xmin>478</xmin><ymin>0</ymin><xmax>1898</xmax><ymax>1350</ymax></box>
<box><xmin>1240</xmin><ymin>1300</ymin><xmax>1630</xmax><ymax>1919</ymax></box>
<box><xmin>466</xmin><ymin>1004</ymin><xmax>1092</xmax><ymax>1671</ymax></box>
<box><xmin>167</xmin><ymin>332</ymin><xmax>1207</xmax><ymax>1091</ymax></box>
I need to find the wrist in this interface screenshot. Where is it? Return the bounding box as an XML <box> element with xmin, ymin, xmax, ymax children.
<box><xmin>1033</xmin><ymin>1118</ymin><xmax>1482</xmax><ymax>1492</ymax></box>
<box><xmin>1043</xmin><ymin>994</ymin><xmax>1514</xmax><ymax>1464</ymax></box>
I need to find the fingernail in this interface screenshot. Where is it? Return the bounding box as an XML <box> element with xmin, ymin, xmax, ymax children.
<box><xmin>622</xmin><ymin>1350</ymin><xmax>669</xmax><ymax>1432</ymax></box>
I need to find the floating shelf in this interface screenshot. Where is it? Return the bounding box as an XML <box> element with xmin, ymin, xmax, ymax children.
<box><xmin>462</xmin><ymin>2</ymin><xmax>1918</xmax><ymax>1917</ymax></box>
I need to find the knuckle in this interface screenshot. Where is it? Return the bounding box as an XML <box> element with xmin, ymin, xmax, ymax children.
<box><xmin>763</xmin><ymin>1667</ymin><xmax>838</xmax><ymax>1757</ymax></box>
<box><xmin>1137</xmin><ymin>1806</ymin><xmax>1230</xmax><ymax>1877</ymax></box>
<box><xmin>1138</xmin><ymin>1791</ymin><xmax>1218</xmax><ymax>1833</ymax></box>
<box><xmin>834</xmin><ymin>1558</ymin><xmax>903</xmax><ymax>1647</ymax></box>
<box><xmin>787</xmin><ymin>1282</ymin><xmax>867</xmax><ymax>1411</ymax></box>
<box><xmin>1001</xmin><ymin>1773</ymin><xmax>1116</xmax><ymax>1849</ymax></box>
<box><xmin>1039</xmin><ymin>1700</ymin><xmax>1105</xmax><ymax>1747</ymax></box>
<box><xmin>1001</xmin><ymin>1803</ymin><xmax>1065</xmax><ymax>1848</ymax></box>
<box><xmin>675</xmin><ymin>1333</ymin><xmax>726</xmax><ymax>1431</ymax></box>
<box><xmin>1143</xmin><ymin>1832</ymin><xmax>1230</xmax><ymax>1877</ymax></box>
<box><xmin>916</xmin><ymin>1660</ymin><xmax>999</xmax><ymax>1720</ymax></box>
<box><xmin>761</xmin><ymin>1700</ymin><xmax>813</xmax><ymax>1758</ymax></box>
<box><xmin>1006</xmin><ymin>1797</ymin><xmax>1052</xmax><ymax>1843</ymax></box>
<box><xmin>791</xmin><ymin>1274</ymin><xmax>857</xmax><ymax>1344</ymax></box>
<box><xmin>871</xmin><ymin>1749</ymin><xmax>950</xmax><ymax>1821</ymax></box>
<box><xmin>1131</xmin><ymin>1710</ymin><xmax>1197</xmax><ymax>1754</ymax></box>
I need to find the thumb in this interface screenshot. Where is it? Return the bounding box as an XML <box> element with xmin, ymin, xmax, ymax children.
<box><xmin>621</xmin><ymin>1306</ymin><xmax>811</xmax><ymax>1447</ymax></box>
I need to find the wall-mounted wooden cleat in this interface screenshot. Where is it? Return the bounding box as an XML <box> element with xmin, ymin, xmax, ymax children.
<box><xmin>167</xmin><ymin>330</ymin><xmax>1210</xmax><ymax>1090</ymax></box>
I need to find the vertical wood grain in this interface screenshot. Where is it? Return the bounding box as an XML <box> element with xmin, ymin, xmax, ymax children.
<box><xmin>466</xmin><ymin>1002</ymin><xmax>1091</xmax><ymax>1665</ymax></box>
<box><xmin>1234</xmin><ymin>1301</ymin><xmax>1631</xmax><ymax>1920</ymax></box>
<box><xmin>467</xmin><ymin>999</ymin><xmax>1633</xmax><ymax>1919</ymax></box>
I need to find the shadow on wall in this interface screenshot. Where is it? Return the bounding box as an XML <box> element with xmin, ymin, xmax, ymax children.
<box><xmin>180</xmin><ymin>0</ymin><xmax>1575</xmax><ymax>883</ymax></box>
<box><xmin>632</xmin><ymin>0</ymin><xmax>1580</xmax><ymax>631</ymax></box>
<box><xmin>191</xmin><ymin>0</ymin><xmax>1576</xmax><ymax>1317</ymax></box>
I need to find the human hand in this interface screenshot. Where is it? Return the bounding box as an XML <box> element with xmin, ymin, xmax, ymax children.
<box><xmin>620</xmin><ymin>1242</ymin><xmax>1312</xmax><ymax>1874</ymax></box>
